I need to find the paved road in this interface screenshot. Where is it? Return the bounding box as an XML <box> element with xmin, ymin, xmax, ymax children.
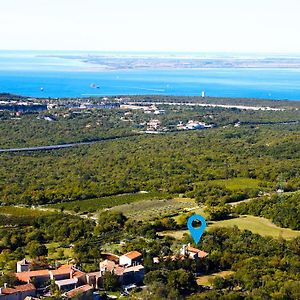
<box><xmin>0</xmin><ymin>141</ymin><xmax>97</xmax><ymax>153</ymax></box>
<box><xmin>0</xmin><ymin>135</ymin><xmax>136</xmax><ymax>153</ymax></box>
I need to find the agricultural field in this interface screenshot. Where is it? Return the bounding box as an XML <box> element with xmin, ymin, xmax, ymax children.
<box><xmin>211</xmin><ymin>178</ymin><xmax>262</xmax><ymax>191</ymax></box>
<box><xmin>110</xmin><ymin>197</ymin><xmax>197</xmax><ymax>221</ymax></box>
<box><xmin>47</xmin><ymin>192</ymin><xmax>168</xmax><ymax>213</ymax></box>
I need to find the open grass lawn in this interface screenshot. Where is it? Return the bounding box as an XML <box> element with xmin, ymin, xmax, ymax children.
<box><xmin>210</xmin><ymin>215</ymin><xmax>300</xmax><ymax>240</ymax></box>
<box><xmin>211</xmin><ymin>178</ymin><xmax>262</xmax><ymax>190</ymax></box>
<box><xmin>197</xmin><ymin>271</ymin><xmax>235</xmax><ymax>286</ymax></box>
<box><xmin>110</xmin><ymin>197</ymin><xmax>197</xmax><ymax>221</ymax></box>
<box><xmin>48</xmin><ymin>192</ymin><xmax>168</xmax><ymax>212</ymax></box>
<box><xmin>160</xmin><ymin>215</ymin><xmax>300</xmax><ymax>240</ymax></box>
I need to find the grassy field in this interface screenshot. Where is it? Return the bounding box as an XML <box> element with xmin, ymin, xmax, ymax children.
<box><xmin>160</xmin><ymin>215</ymin><xmax>300</xmax><ymax>240</ymax></box>
<box><xmin>211</xmin><ymin>178</ymin><xmax>261</xmax><ymax>190</ymax></box>
<box><xmin>48</xmin><ymin>192</ymin><xmax>168</xmax><ymax>213</ymax></box>
<box><xmin>110</xmin><ymin>197</ymin><xmax>197</xmax><ymax>221</ymax></box>
<box><xmin>209</xmin><ymin>215</ymin><xmax>300</xmax><ymax>240</ymax></box>
<box><xmin>197</xmin><ymin>271</ymin><xmax>235</xmax><ymax>286</ymax></box>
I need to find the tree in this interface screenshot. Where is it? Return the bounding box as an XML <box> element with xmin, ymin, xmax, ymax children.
<box><xmin>27</xmin><ymin>242</ymin><xmax>48</xmax><ymax>258</ymax></box>
<box><xmin>102</xmin><ymin>272</ymin><xmax>120</xmax><ymax>291</ymax></box>
<box><xmin>205</xmin><ymin>205</ymin><xmax>232</xmax><ymax>221</ymax></box>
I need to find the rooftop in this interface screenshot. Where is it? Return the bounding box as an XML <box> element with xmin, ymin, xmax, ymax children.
<box><xmin>55</xmin><ymin>278</ymin><xmax>78</xmax><ymax>288</ymax></box>
<box><xmin>15</xmin><ymin>270</ymin><xmax>49</xmax><ymax>283</ymax></box>
<box><xmin>123</xmin><ymin>251</ymin><xmax>142</xmax><ymax>260</ymax></box>
<box><xmin>65</xmin><ymin>284</ymin><xmax>93</xmax><ymax>298</ymax></box>
<box><xmin>187</xmin><ymin>246</ymin><xmax>209</xmax><ymax>258</ymax></box>
<box><xmin>0</xmin><ymin>284</ymin><xmax>35</xmax><ymax>295</ymax></box>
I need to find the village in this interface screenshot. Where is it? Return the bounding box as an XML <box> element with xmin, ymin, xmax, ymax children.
<box><xmin>0</xmin><ymin>244</ymin><xmax>208</xmax><ymax>300</ymax></box>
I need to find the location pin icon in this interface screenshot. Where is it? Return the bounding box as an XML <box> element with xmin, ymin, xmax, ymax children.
<box><xmin>187</xmin><ymin>214</ymin><xmax>207</xmax><ymax>245</ymax></box>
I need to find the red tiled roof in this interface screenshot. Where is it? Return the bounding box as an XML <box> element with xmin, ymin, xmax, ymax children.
<box><xmin>187</xmin><ymin>246</ymin><xmax>208</xmax><ymax>258</ymax></box>
<box><xmin>1</xmin><ymin>284</ymin><xmax>35</xmax><ymax>294</ymax></box>
<box><xmin>15</xmin><ymin>270</ymin><xmax>49</xmax><ymax>283</ymax></box>
<box><xmin>65</xmin><ymin>284</ymin><xmax>93</xmax><ymax>298</ymax></box>
<box><xmin>124</xmin><ymin>251</ymin><xmax>142</xmax><ymax>260</ymax></box>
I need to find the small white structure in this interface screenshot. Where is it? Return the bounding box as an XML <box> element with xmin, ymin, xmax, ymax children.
<box><xmin>17</xmin><ymin>259</ymin><xmax>31</xmax><ymax>273</ymax></box>
<box><xmin>186</xmin><ymin>120</ymin><xmax>206</xmax><ymax>130</ymax></box>
<box><xmin>202</xmin><ymin>91</ymin><xmax>206</xmax><ymax>98</ymax></box>
<box><xmin>119</xmin><ymin>251</ymin><xmax>142</xmax><ymax>267</ymax></box>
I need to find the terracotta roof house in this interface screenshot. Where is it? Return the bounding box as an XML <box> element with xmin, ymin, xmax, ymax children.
<box><xmin>15</xmin><ymin>269</ymin><xmax>50</xmax><ymax>285</ymax></box>
<box><xmin>86</xmin><ymin>272</ymin><xmax>101</xmax><ymax>289</ymax></box>
<box><xmin>65</xmin><ymin>284</ymin><xmax>93</xmax><ymax>300</ymax></box>
<box><xmin>55</xmin><ymin>278</ymin><xmax>78</xmax><ymax>293</ymax></box>
<box><xmin>0</xmin><ymin>283</ymin><xmax>36</xmax><ymax>300</ymax></box>
<box><xmin>15</xmin><ymin>264</ymin><xmax>86</xmax><ymax>290</ymax></box>
<box><xmin>180</xmin><ymin>244</ymin><xmax>209</xmax><ymax>259</ymax></box>
<box><xmin>99</xmin><ymin>258</ymin><xmax>145</xmax><ymax>286</ymax></box>
<box><xmin>119</xmin><ymin>251</ymin><xmax>142</xmax><ymax>267</ymax></box>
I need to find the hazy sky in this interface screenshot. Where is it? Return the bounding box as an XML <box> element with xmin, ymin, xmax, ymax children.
<box><xmin>1</xmin><ymin>0</ymin><xmax>299</xmax><ymax>53</ymax></box>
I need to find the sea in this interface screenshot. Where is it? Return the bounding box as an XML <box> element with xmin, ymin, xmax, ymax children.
<box><xmin>0</xmin><ymin>51</ymin><xmax>300</xmax><ymax>100</ymax></box>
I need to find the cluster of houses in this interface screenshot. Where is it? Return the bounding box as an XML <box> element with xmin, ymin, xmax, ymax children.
<box><xmin>120</xmin><ymin>104</ymin><xmax>165</xmax><ymax>116</ymax></box>
<box><xmin>177</xmin><ymin>120</ymin><xmax>213</xmax><ymax>130</ymax></box>
<box><xmin>0</xmin><ymin>251</ymin><xmax>144</xmax><ymax>300</ymax></box>
<box><xmin>0</xmin><ymin>245</ymin><xmax>208</xmax><ymax>300</ymax></box>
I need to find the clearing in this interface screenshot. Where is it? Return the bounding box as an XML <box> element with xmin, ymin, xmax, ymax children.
<box><xmin>197</xmin><ymin>270</ymin><xmax>235</xmax><ymax>286</ymax></box>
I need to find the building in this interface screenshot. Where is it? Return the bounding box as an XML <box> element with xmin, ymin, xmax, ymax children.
<box><xmin>65</xmin><ymin>285</ymin><xmax>93</xmax><ymax>300</ymax></box>
<box><xmin>122</xmin><ymin>265</ymin><xmax>145</xmax><ymax>285</ymax></box>
<box><xmin>180</xmin><ymin>244</ymin><xmax>209</xmax><ymax>259</ymax></box>
<box><xmin>55</xmin><ymin>278</ymin><xmax>78</xmax><ymax>293</ymax></box>
<box><xmin>99</xmin><ymin>255</ymin><xmax>144</xmax><ymax>286</ymax></box>
<box><xmin>186</xmin><ymin>120</ymin><xmax>207</xmax><ymax>130</ymax></box>
<box><xmin>119</xmin><ymin>251</ymin><xmax>142</xmax><ymax>267</ymax></box>
<box><xmin>15</xmin><ymin>264</ymin><xmax>86</xmax><ymax>292</ymax></box>
<box><xmin>146</xmin><ymin>119</ymin><xmax>161</xmax><ymax>131</ymax></box>
<box><xmin>16</xmin><ymin>260</ymin><xmax>31</xmax><ymax>273</ymax></box>
<box><xmin>86</xmin><ymin>272</ymin><xmax>102</xmax><ymax>289</ymax></box>
<box><xmin>0</xmin><ymin>284</ymin><xmax>36</xmax><ymax>300</ymax></box>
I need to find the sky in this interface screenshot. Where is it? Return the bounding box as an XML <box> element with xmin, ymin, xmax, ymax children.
<box><xmin>0</xmin><ymin>0</ymin><xmax>300</xmax><ymax>53</ymax></box>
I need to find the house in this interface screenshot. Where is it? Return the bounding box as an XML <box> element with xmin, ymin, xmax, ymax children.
<box><xmin>16</xmin><ymin>260</ymin><xmax>31</xmax><ymax>273</ymax></box>
<box><xmin>147</xmin><ymin>119</ymin><xmax>161</xmax><ymax>131</ymax></box>
<box><xmin>119</xmin><ymin>251</ymin><xmax>142</xmax><ymax>267</ymax></box>
<box><xmin>186</xmin><ymin>120</ymin><xmax>206</xmax><ymax>130</ymax></box>
<box><xmin>99</xmin><ymin>258</ymin><xmax>144</xmax><ymax>286</ymax></box>
<box><xmin>180</xmin><ymin>244</ymin><xmax>209</xmax><ymax>259</ymax></box>
<box><xmin>15</xmin><ymin>269</ymin><xmax>50</xmax><ymax>286</ymax></box>
<box><xmin>55</xmin><ymin>278</ymin><xmax>78</xmax><ymax>293</ymax></box>
<box><xmin>86</xmin><ymin>272</ymin><xmax>102</xmax><ymax>289</ymax></box>
<box><xmin>122</xmin><ymin>265</ymin><xmax>145</xmax><ymax>285</ymax></box>
<box><xmin>15</xmin><ymin>264</ymin><xmax>86</xmax><ymax>292</ymax></box>
<box><xmin>65</xmin><ymin>284</ymin><xmax>93</xmax><ymax>300</ymax></box>
<box><xmin>0</xmin><ymin>284</ymin><xmax>36</xmax><ymax>300</ymax></box>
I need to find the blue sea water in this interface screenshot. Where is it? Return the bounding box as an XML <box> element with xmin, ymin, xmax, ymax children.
<box><xmin>0</xmin><ymin>51</ymin><xmax>300</xmax><ymax>100</ymax></box>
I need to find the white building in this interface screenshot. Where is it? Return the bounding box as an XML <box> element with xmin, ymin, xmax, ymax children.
<box><xmin>119</xmin><ymin>251</ymin><xmax>142</xmax><ymax>267</ymax></box>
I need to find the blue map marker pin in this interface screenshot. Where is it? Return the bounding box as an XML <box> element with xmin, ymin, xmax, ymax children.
<box><xmin>187</xmin><ymin>214</ymin><xmax>207</xmax><ymax>245</ymax></box>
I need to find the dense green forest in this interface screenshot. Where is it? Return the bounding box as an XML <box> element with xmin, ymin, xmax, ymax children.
<box><xmin>1</xmin><ymin>125</ymin><xmax>300</xmax><ymax>205</ymax></box>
